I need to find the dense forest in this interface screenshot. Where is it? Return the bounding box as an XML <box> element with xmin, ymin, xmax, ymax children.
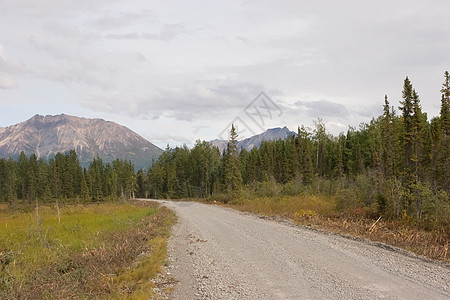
<box><xmin>0</xmin><ymin>151</ymin><xmax>136</xmax><ymax>203</ymax></box>
<box><xmin>1</xmin><ymin>72</ymin><xmax>449</xmax><ymax>227</ymax></box>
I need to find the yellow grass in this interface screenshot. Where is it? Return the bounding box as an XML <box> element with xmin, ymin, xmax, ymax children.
<box><xmin>230</xmin><ymin>194</ymin><xmax>336</xmax><ymax>218</ymax></box>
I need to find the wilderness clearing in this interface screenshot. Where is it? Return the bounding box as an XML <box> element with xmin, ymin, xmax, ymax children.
<box><xmin>0</xmin><ymin>201</ymin><xmax>175</xmax><ymax>299</ymax></box>
<box><xmin>153</xmin><ymin>200</ymin><xmax>449</xmax><ymax>300</ymax></box>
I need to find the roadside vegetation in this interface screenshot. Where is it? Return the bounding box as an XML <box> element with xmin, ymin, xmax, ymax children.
<box><xmin>0</xmin><ymin>200</ymin><xmax>176</xmax><ymax>299</ymax></box>
<box><xmin>216</xmin><ymin>190</ymin><xmax>448</xmax><ymax>261</ymax></box>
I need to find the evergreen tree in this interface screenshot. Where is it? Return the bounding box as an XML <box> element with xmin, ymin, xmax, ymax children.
<box><xmin>297</xmin><ymin>126</ymin><xmax>314</xmax><ymax>184</ymax></box>
<box><xmin>399</xmin><ymin>76</ymin><xmax>415</xmax><ymax>184</ymax></box>
<box><xmin>434</xmin><ymin>71</ymin><xmax>450</xmax><ymax>192</ymax></box>
<box><xmin>80</xmin><ymin>170</ymin><xmax>90</xmax><ymax>204</ymax></box>
<box><xmin>313</xmin><ymin>119</ymin><xmax>327</xmax><ymax>177</ymax></box>
<box><xmin>223</xmin><ymin>124</ymin><xmax>243</xmax><ymax>194</ymax></box>
<box><xmin>381</xmin><ymin>95</ymin><xmax>397</xmax><ymax>178</ymax></box>
<box><xmin>410</xmin><ymin>89</ymin><xmax>424</xmax><ymax>183</ymax></box>
<box><xmin>440</xmin><ymin>71</ymin><xmax>450</xmax><ymax>138</ymax></box>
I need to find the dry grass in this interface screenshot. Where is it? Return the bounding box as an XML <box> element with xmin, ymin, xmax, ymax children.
<box><xmin>292</xmin><ymin>213</ymin><xmax>449</xmax><ymax>261</ymax></box>
<box><xmin>225</xmin><ymin>195</ymin><xmax>449</xmax><ymax>262</ymax></box>
<box><xmin>0</xmin><ymin>200</ymin><xmax>176</xmax><ymax>299</ymax></box>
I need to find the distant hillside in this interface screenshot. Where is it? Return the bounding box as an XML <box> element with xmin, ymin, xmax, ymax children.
<box><xmin>0</xmin><ymin>114</ymin><xmax>163</xmax><ymax>170</ymax></box>
<box><xmin>210</xmin><ymin>126</ymin><xmax>296</xmax><ymax>152</ymax></box>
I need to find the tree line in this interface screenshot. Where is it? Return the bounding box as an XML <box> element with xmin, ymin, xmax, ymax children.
<box><xmin>144</xmin><ymin>72</ymin><xmax>449</xmax><ymax>226</ymax></box>
<box><xmin>0</xmin><ymin>151</ymin><xmax>136</xmax><ymax>203</ymax></box>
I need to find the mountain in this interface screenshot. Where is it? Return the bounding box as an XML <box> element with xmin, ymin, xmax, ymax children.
<box><xmin>209</xmin><ymin>139</ymin><xmax>229</xmax><ymax>153</ymax></box>
<box><xmin>0</xmin><ymin>114</ymin><xmax>163</xmax><ymax>170</ymax></box>
<box><xmin>210</xmin><ymin>126</ymin><xmax>296</xmax><ymax>152</ymax></box>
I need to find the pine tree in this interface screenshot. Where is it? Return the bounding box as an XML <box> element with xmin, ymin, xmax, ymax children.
<box><xmin>313</xmin><ymin>119</ymin><xmax>326</xmax><ymax>177</ymax></box>
<box><xmin>435</xmin><ymin>71</ymin><xmax>450</xmax><ymax>193</ymax></box>
<box><xmin>411</xmin><ymin>89</ymin><xmax>424</xmax><ymax>183</ymax></box>
<box><xmin>399</xmin><ymin>77</ymin><xmax>415</xmax><ymax>184</ymax></box>
<box><xmin>381</xmin><ymin>95</ymin><xmax>397</xmax><ymax>178</ymax></box>
<box><xmin>297</xmin><ymin>126</ymin><xmax>314</xmax><ymax>184</ymax></box>
<box><xmin>80</xmin><ymin>170</ymin><xmax>90</xmax><ymax>204</ymax></box>
<box><xmin>440</xmin><ymin>71</ymin><xmax>450</xmax><ymax>138</ymax></box>
<box><xmin>223</xmin><ymin>124</ymin><xmax>243</xmax><ymax>195</ymax></box>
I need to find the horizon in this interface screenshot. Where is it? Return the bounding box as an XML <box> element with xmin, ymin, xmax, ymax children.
<box><xmin>1</xmin><ymin>112</ymin><xmax>299</xmax><ymax>150</ymax></box>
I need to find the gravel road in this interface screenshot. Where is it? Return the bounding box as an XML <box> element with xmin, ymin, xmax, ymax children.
<box><xmin>154</xmin><ymin>200</ymin><xmax>449</xmax><ymax>300</ymax></box>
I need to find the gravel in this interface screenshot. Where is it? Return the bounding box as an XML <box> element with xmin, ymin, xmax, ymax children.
<box><xmin>153</xmin><ymin>200</ymin><xmax>449</xmax><ymax>300</ymax></box>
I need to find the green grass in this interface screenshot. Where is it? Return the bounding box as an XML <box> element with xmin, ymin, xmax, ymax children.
<box><xmin>0</xmin><ymin>201</ymin><xmax>176</xmax><ymax>299</ymax></box>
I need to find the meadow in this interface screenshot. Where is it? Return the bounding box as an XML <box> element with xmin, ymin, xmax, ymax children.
<box><xmin>0</xmin><ymin>201</ymin><xmax>175</xmax><ymax>299</ymax></box>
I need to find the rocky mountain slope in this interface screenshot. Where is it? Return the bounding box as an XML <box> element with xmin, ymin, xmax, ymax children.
<box><xmin>210</xmin><ymin>126</ymin><xmax>296</xmax><ymax>152</ymax></box>
<box><xmin>0</xmin><ymin>114</ymin><xmax>162</xmax><ymax>169</ymax></box>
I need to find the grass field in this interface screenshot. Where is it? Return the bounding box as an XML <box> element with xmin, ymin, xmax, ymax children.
<box><xmin>0</xmin><ymin>201</ymin><xmax>176</xmax><ymax>299</ymax></box>
<box><xmin>224</xmin><ymin>195</ymin><xmax>449</xmax><ymax>262</ymax></box>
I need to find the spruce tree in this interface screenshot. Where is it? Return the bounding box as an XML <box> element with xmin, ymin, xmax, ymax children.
<box><xmin>399</xmin><ymin>77</ymin><xmax>415</xmax><ymax>184</ymax></box>
<box><xmin>381</xmin><ymin>95</ymin><xmax>397</xmax><ymax>178</ymax></box>
<box><xmin>223</xmin><ymin>124</ymin><xmax>243</xmax><ymax>195</ymax></box>
<box><xmin>440</xmin><ymin>71</ymin><xmax>450</xmax><ymax>138</ymax></box>
<box><xmin>435</xmin><ymin>71</ymin><xmax>450</xmax><ymax>192</ymax></box>
<box><xmin>411</xmin><ymin>89</ymin><xmax>424</xmax><ymax>183</ymax></box>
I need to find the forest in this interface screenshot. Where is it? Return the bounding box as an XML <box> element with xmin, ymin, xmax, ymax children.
<box><xmin>1</xmin><ymin>72</ymin><xmax>449</xmax><ymax>228</ymax></box>
<box><xmin>146</xmin><ymin>72</ymin><xmax>450</xmax><ymax>228</ymax></box>
<box><xmin>0</xmin><ymin>151</ymin><xmax>136</xmax><ymax>204</ymax></box>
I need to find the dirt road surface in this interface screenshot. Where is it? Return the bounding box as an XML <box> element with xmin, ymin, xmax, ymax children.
<box><xmin>153</xmin><ymin>200</ymin><xmax>449</xmax><ymax>300</ymax></box>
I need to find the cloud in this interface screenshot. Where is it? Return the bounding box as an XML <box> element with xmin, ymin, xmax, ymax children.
<box><xmin>354</xmin><ymin>103</ymin><xmax>383</xmax><ymax>119</ymax></box>
<box><xmin>104</xmin><ymin>23</ymin><xmax>187</xmax><ymax>41</ymax></box>
<box><xmin>294</xmin><ymin>99</ymin><xmax>349</xmax><ymax>118</ymax></box>
<box><xmin>104</xmin><ymin>32</ymin><xmax>140</xmax><ymax>40</ymax></box>
<box><xmin>0</xmin><ymin>44</ymin><xmax>24</xmax><ymax>89</ymax></box>
<box><xmin>0</xmin><ymin>73</ymin><xmax>15</xmax><ymax>89</ymax></box>
<box><xmin>89</xmin><ymin>10</ymin><xmax>155</xmax><ymax>31</ymax></box>
<box><xmin>43</xmin><ymin>21</ymin><xmax>99</xmax><ymax>44</ymax></box>
<box><xmin>143</xmin><ymin>23</ymin><xmax>187</xmax><ymax>41</ymax></box>
<box><xmin>82</xmin><ymin>79</ymin><xmax>267</xmax><ymax>121</ymax></box>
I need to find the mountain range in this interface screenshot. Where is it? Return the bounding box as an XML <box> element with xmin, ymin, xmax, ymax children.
<box><xmin>0</xmin><ymin>114</ymin><xmax>297</xmax><ymax>169</ymax></box>
<box><xmin>0</xmin><ymin>114</ymin><xmax>163</xmax><ymax>170</ymax></box>
<box><xmin>209</xmin><ymin>126</ymin><xmax>296</xmax><ymax>152</ymax></box>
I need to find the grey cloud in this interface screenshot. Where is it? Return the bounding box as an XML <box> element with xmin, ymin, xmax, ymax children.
<box><xmin>26</xmin><ymin>37</ymin><xmax>112</xmax><ymax>89</ymax></box>
<box><xmin>105</xmin><ymin>33</ymin><xmax>140</xmax><ymax>40</ymax></box>
<box><xmin>82</xmin><ymin>79</ymin><xmax>267</xmax><ymax>121</ymax></box>
<box><xmin>0</xmin><ymin>48</ymin><xmax>23</xmax><ymax>73</ymax></box>
<box><xmin>0</xmin><ymin>73</ymin><xmax>14</xmax><ymax>89</ymax></box>
<box><xmin>90</xmin><ymin>10</ymin><xmax>155</xmax><ymax>30</ymax></box>
<box><xmin>143</xmin><ymin>24</ymin><xmax>186</xmax><ymax>41</ymax></box>
<box><xmin>0</xmin><ymin>0</ymin><xmax>109</xmax><ymax>18</ymax></box>
<box><xmin>354</xmin><ymin>103</ymin><xmax>383</xmax><ymax>119</ymax></box>
<box><xmin>103</xmin><ymin>23</ymin><xmax>186</xmax><ymax>41</ymax></box>
<box><xmin>0</xmin><ymin>46</ymin><xmax>24</xmax><ymax>89</ymax></box>
<box><xmin>295</xmin><ymin>100</ymin><xmax>349</xmax><ymax>119</ymax></box>
<box><xmin>26</xmin><ymin>36</ymin><xmax>150</xmax><ymax>89</ymax></box>
<box><xmin>43</xmin><ymin>21</ymin><xmax>99</xmax><ymax>44</ymax></box>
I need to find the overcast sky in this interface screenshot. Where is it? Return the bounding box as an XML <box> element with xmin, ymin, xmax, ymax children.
<box><xmin>1</xmin><ymin>0</ymin><xmax>449</xmax><ymax>148</ymax></box>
